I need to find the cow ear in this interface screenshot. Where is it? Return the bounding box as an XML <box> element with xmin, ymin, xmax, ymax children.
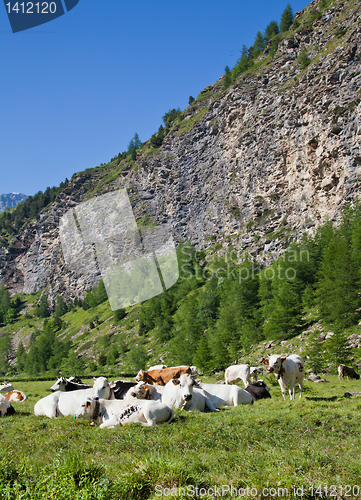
<box><xmin>172</xmin><ymin>379</ymin><xmax>180</xmax><ymax>386</ymax></box>
<box><xmin>145</xmin><ymin>386</ymin><xmax>150</xmax><ymax>392</ymax></box>
<box><xmin>262</xmin><ymin>359</ymin><xmax>269</xmax><ymax>365</ymax></box>
<box><xmin>281</xmin><ymin>357</ymin><xmax>287</xmax><ymax>362</ymax></box>
<box><xmin>94</xmin><ymin>397</ymin><xmax>99</xmax><ymax>401</ymax></box>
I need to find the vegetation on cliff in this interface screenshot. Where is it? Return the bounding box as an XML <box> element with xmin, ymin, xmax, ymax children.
<box><xmin>1</xmin><ymin>201</ymin><xmax>361</xmax><ymax>378</ymax></box>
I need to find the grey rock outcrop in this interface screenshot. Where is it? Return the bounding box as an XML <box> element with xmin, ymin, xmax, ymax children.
<box><xmin>1</xmin><ymin>0</ymin><xmax>361</xmax><ymax>307</ymax></box>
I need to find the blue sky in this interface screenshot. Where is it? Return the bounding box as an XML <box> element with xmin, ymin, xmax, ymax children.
<box><xmin>1</xmin><ymin>0</ymin><xmax>310</xmax><ymax>196</ymax></box>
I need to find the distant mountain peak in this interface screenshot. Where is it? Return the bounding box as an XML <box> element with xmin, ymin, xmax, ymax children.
<box><xmin>0</xmin><ymin>193</ymin><xmax>28</xmax><ymax>212</ymax></box>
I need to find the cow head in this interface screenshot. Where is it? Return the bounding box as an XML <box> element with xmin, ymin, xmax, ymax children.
<box><xmin>134</xmin><ymin>370</ymin><xmax>146</xmax><ymax>382</ymax></box>
<box><xmin>50</xmin><ymin>377</ymin><xmax>67</xmax><ymax>392</ymax></box>
<box><xmin>173</xmin><ymin>374</ymin><xmax>198</xmax><ymax>403</ymax></box>
<box><xmin>75</xmin><ymin>397</ymin><xmax>97</xmax><ymax>420</ymax></box>
<box><xmin>130</xmin><ymin>381</ymin><xmax>149</xmax><ymax>399</ymax></box>
<box><xmin>92</xmin><ymin>377</ymin><xmax>110</xmax><ymax>399</ymax></box>
<box><xmin>262</xmin><ymin>355</ymin><xmax>286</xmax><ymax>374</ymax></box>
<box><xmin>253</xmin><ymin>380</ymin><xmax>271</xmax><ymax>392</ymax></box>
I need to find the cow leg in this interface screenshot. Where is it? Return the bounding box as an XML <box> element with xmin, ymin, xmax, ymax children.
<box><xmin>289</xmin><ymin>385</ymin><xmax>295</xmax><ymax>400</ymax></box>
<box><xmin>279</xmin><ymin>380</ymin><xmax>286</xmax><ymax>401</ymax></box>
<box><xmin>203</xmin><ymin>396</ymin><xmax>218</xmax><ymax>412</ymax></box>
<box><xmin>100</xmin><ymin>415</ymin><xmax>120</xmax><ymax>429</ymax></box>
<box><xmin>298</xmin><ymin>381</ymin><xmax>303</xmax><ymax>399</ymax></box>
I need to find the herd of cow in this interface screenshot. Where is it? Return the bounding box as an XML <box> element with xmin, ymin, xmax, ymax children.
<box><xmin>0</xmin><ymin>354</ymin><xmax>359</xmax><ymax>428</ymax></box>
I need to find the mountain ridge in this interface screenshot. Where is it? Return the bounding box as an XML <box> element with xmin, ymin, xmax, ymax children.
<box><xmin>0</xmin><ymin>193</ymin><xmax>28</xmax><ymax>212</ymax></box>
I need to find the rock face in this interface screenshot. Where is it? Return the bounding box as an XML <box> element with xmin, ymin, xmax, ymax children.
<box><xmin>1</xmin><ymin>0</ymin><xmax>361</xmax><ymax>305</ymax></box>
<box><xmin>0</xmin><ymin>193</ymin><xmax>28</xmax><ymax>212</ymax></box>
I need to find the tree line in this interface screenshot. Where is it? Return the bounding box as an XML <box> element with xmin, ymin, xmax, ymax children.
<box><xmin>139</xmin><ymin>202</ymin><xmax>361</xmax><ymax>371</ymax></box>
<box><xmin>223</xmin><ymin>0</ymin><xmax>330</xmax><ymax>88</ymax></box>
<box><xmin>1</xmin><ymin>200</ymin><xmax>360</xmax><ymax>376</ymax></box>
<box><xmin>0</xmin><ymin>181</ymin><xmax>69</xmax><ymax>247</ymax></box>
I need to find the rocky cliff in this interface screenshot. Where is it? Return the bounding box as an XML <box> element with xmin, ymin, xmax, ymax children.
<box><xmin>1</xmin><ymin>0</ymin><xmax>361</xmax><ymax>305</ymax></box>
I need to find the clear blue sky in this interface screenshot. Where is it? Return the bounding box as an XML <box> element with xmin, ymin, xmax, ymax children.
<box><xmin>1</xmin><ymin>0</ymin><xmax>310</xmax><ymax>196</ymax></box>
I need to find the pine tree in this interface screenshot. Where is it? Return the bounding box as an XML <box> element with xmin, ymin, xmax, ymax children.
<box><xmin>280</xmin><ymin>3</ymin><xmax>293</xmax><ymax>32</ymax></box>
<box><xmin>317</xmin><ymin>234</ymin><xmax>361</xmax><ymax>328</ymax></box>
<box><xmin>37</xmin><ymin>294</ymin><xmax>50</xmax><ymax>318</ymax></box>
<box><xmin>54</xmin><ymin>295</ymin><xmax>67</xmax><ymax>317</ymax></box>
<box><xmin>127</xmin><ymin>133</ymin><xmax>141</xmax><ymax>153</ymax></box>
<box><xmin>232</xmin><ymin>45</ymin><xmax>249</xmax><ymax>79</ymax></box>
<box><xmin>253</xmin><ymin>31</ymin><xmax>265</xmax><ymax>58</ymax></box>
<box><xmin>264</xmin><ymin>20</ymin><xmax>279</xmax><ymax>41</ymax></box>
<box><xmin>223</xmin><ymin>66</ymin><xmax>232</xmax><ymax>89</ymax></box>
<box><xmin>16</xmin><ymin>341</ymin><xmax>26</xmax><ymax>372</ymax></box>
<box><xmin>193</xmin><ymin>334</ymin><xmax>212</xmax><ymax>372</ymax></box>
<box><xmin>188</xmin><ymin>96</ymin><xmax>195</xmax><ymax>105</ymax></box>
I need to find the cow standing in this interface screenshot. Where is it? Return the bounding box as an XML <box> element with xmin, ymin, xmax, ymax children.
<box><xmin>263</xmin><ymin>354</ymin><xmax>304</xmax><ymax>401</ymax></box>
<box><xmin>225</xmin><ymin>364</ymin><xmax>251</xmax><ymax>388</ymax></box>
<box><xmin>338</xmin><ymin>365</ymin><xmax>360</xmax><ymax>380</ymax></box>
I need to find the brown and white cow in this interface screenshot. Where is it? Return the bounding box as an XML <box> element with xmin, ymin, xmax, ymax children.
<box><xmin>4</xmin><ymin>390</ymin><xmax>27</xmax><ymax>402</ymax></box>
<box><xmin>338</xmin><ymin>364</ymin><xmax>360</xmax><ymax>381</ymax></box>
<box><xmin>263</xmin><ymin>354</ymin><xmax>304</xmax><ymax>401</ymax></box>
<box><xmin>134</xmin><ymin>366</ymin><xmax>191</xmax><ymax>386</ymax></box>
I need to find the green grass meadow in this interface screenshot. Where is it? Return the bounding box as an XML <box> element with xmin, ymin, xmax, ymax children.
<box><xmin>1</xmin><ymin>376</ymin><xmax>361</xmax><ymax>499</ymax></box>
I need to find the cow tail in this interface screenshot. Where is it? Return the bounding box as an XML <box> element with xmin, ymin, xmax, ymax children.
<box><xmin>166</xmin><ymin>407</ymin><xmax>174</xmax><ymax>424</ymax></box>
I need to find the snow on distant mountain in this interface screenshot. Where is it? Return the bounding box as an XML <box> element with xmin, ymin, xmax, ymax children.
<box><xmin>0</xmin><ymin>193</ymin><xmax>28</xmax><ymax>212</ymax></box>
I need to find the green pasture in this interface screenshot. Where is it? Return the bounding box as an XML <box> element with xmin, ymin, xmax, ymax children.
<box><xmin>1</xmin><ymin>376</ymin><xmax>361</xmax><ymax>499</ymax></box>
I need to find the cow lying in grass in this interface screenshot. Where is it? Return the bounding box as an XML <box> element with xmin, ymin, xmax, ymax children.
<box><xmin>125</xmin><ymin>381</ymin><xmax>164</xmax><ymax>401</ymax></box>
<box><xmin>34</xmin><ymin>377</ymin><xmax>110</xmax><ymax>418</ymax></box>
<box><xmin>135</xmin><ymin>366</ymin><xmax>191</xmax><ymax>385</ymax></box>
<box><xmin>245</xmin><ymin>381</ymin><xmax>271</xmax><ymax>400</ymax></box>
<box><xmin>155</xmin><ymin>374</ymin><xmax>218</xmax><ymax>412</ymax></box>
<box><xmin>4</xmin><ymin>390</ymin><xmax>27</xmax><ymax>402</ymax></box>
<box><xmin>0</xmin><ymin>393</ymin><xmax>15</xmax><ymax>416</ymax></box>
<box><xmin>0</xmin><ymin>382</ymin><xmax>13</xmax><ymax>393</ymax></box>
<box><xmin>199</xmin><ymin>382</ymin><xmax>254</xmax><ymax>407</ymax></box>
<box><xmin>75</xmin><ymin>397</ymin><xmax>174</xmax><ymax>428</ymax></box>
<box><xmin>50</xmin><ymin>377</ymin><xmax>92</xmax><ymax>392</ymax></box>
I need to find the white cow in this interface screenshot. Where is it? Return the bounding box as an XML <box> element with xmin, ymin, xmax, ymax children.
<box><xmin>225</xmin><ymin>364</ymin><xmax>251</xmax><ymax>387</ymax></box>
<box><xmin>162</xmin><ymin>374</ymin><xmax>218</xmax><ymax>412</ymax></box>
<box><xmin>199</xmin><ymin>383</ymin><xmax>254</xmax><ymax>407</ymax></box>
<box><xmin>0</xmin><ymin>382</ymin><xmax>14</xmax><ymax>393</ymax></box>
<box><xmin>125</xmin><ymin>381</ymin><xmax>164</xmax><ymax>402</ymax></box>
<box><xmin>250</xmin><ymin>366</ymin><xmax>263</xmax><ymax>382</ymax></box>
<box><xmin>0</xmin><ymin>393</ymin><xmax>15</xmax><ymax>416</ymax></box>
<box><xmin>263</xmin><ymin>354</ymin><xmax>304</xmax><ymax>400</ymax></box>
<box><xmin>34</xmin><ymin>377</ymin><xmax>110</xmax><ymax>418</ymax></box>
<box><xmin>75</xmin><ymin>397</ymin><xmax>174</xmax><ymax>428</ymax></box>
